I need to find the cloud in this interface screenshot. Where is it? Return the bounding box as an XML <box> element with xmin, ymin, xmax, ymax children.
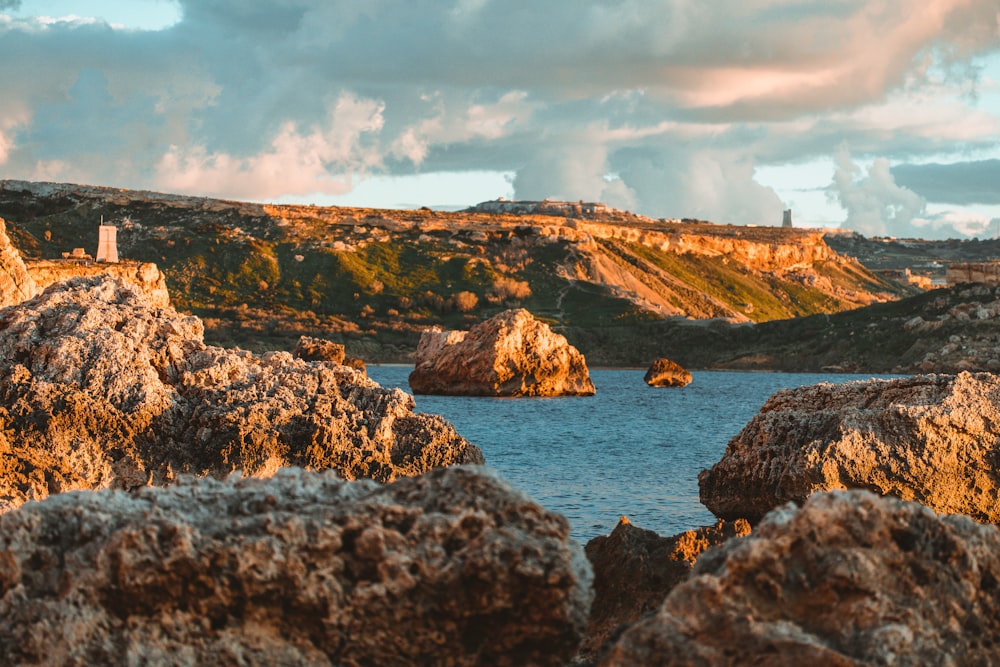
<box><xmin>891</xmin><ymin>159</ymin><xmax>1000</xmax><ymax>205</ymax></box>
<box><xmin>0</xmin><ymin>0</ymin><xmax>997</xmax><ymax>238</ymax></box>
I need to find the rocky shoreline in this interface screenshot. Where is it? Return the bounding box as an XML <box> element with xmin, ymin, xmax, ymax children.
<box><xmin>4</xmin><ymin>213</ymin><xmax>1000</xmax><ymax>663</ymax></box>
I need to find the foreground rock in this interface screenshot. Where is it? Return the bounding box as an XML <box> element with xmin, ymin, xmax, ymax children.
<box><xmin>579</xmin><ymin>517</ymin><xmax>750</xmax><ymax>662</ymax></box>
<box><xmin>700</xmin><ymin>372</ymin><xmax>1000</xmax><ymax>524</ymax></box>
<box><xmin>409</xmin><ymin>308</ymin><xmax>596</xmax><ymax>396</ymax></box>
<box><xmin>0</xmin><ymin>218</ymin><xmax>36</xmax><ymax>307</ymax></box>
<box><xmin>643</xmin><ymin>358</ymin><xmax>692</xmax><ymax>387</ymax></box>
<box><xmin>0</xmin><ymin>276</ymin><xmax>481</xmax><ymax>511</ymax></box>
<box><xmin>0</xmin><ymin>466</ymin><xmax>592</xmax><ymax>666</ymax></box>
<box><xmin>600</xmin><ymin>490</ymin><xmax>1000</xmax><ymax>665</ymax></box>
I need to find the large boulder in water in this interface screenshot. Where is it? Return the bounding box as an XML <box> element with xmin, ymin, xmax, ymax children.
<box><xmin>643</xmin><ymin>358</ymin><xmax>691</xmax><ymax>387</ymax></box>
<box><xmin>0</xmin><ymin>276</ymin><xmax>482</xmax><ymax>511</ymax></box>
<box><xmin>0</xmin><ymin>466</ymin><xmax>593</xmax><ymax>666</ymax></box>
<box><xmin>409</xmin><ymin>308</ymin><xmax>596</xmax><ymax>396</ymax></box>
<box><xmin>699</xmin><ymin>372</ymin><xmax>1000</xmax><ymax>524</ymax></box>
<box><xmin>0</xmin><ymin>217</ymin><xmax>37</xmax><ymax>307</ymax></box>
<box><xmin>579</xmin><ymin>517</ymin><xmax>750</xmax><ymax>662</ymax></box>
<box><xmin>598</xmin><ymin>490</ymin><xmax>1000</xmax><ymax>666</ymax></box>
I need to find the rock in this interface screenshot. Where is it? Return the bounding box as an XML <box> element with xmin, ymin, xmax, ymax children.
<box><xmin>344</xmin><ymin>356</ymin><xmax>368</xmax><ymax>374</ymax></box>
<box><xmin>699</xmin><ymin>372</ymin><xmax>1000</xmax><ymax>524</ymax></box>
<box><xmin>598</xmin><ymin>490</ymin><xmax>1000</xmax><ymax>666</ymax></box>
<box><xmin>409</xmin><ymin>308</ymin><xmax>596</xmax><ymax>396</ymax></box>
<box><xmin>293</xmin><ymin>335</ymin><xmax>346</xmax><ymax>365</ymax></box>
<box><xmin>0</xmin><ymin>218</ymin><xmax>37</xmax><ymax>307</ymax></box>
<box><xmin>0</xmin><ymin>466</ymin><xmax>593</xmax><ymax>666</ymax></box>
<box><xmin>579</xmin><ymin>517</ymin><xmax>750</xmax><ymax>662</ymax></box>
<box><xmin>643</xmin><ymin>358</ymin><xmax>692</xmax><ymax>387</ymax></box>
<box><xmin>26</xmin><ymin>259</ymin><xmax>171</xmax><ymax>308</ymax></box>
<box><xmin>0</xmin><ymin>276</ymin><xmax>482</xmax><ymax>511</ymax></box>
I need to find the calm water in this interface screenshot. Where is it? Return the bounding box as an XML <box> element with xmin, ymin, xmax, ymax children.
<box><xmin>368</xmin><ymin>367</ymin><xmax>890</xmax><ymax>542</ymax></box>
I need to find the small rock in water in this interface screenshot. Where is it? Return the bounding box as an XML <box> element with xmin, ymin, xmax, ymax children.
<box><xmin>643</xmin><ymin>358</ymin><xmax>692</xmax><ymax>387</ymax></box>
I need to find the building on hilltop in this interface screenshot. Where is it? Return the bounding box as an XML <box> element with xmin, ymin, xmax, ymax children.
<box><xmin>468</xmin><ymin>198</ymin><xmax>612</xmax><ymax>217</ymax></box>
<box><xmin>96</xmin><ymin>223</ymin><xmax>118</xmax><ymax>263</ymax></box>
<box><xmin>782</xmin><ymin>209</ymin><xmax>793</xmax><ymax>228</ymax></box>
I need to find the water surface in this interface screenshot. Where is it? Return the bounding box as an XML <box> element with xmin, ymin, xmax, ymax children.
<box><xmin>369</xmin><ymin>367</ymin><xmax>891</xmax><ymax>542</ymax></box>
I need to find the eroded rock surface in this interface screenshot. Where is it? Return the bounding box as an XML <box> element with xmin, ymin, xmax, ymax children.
<box><xmin>293</xmin><ymin>335</ymin><xmax>346</xmax><ymax>364</ymax></box>
<box><xmin>0</xmin><ymin>218</ymin><xmax>36</xmax><ymax>307</ymax></box>
<box><xmin>579</xmin><ymin>517</ymin><xmax>750</xmax><ymax>662</ymax></box>
<box><xmin>409</xmin><ymin>308</ymin><xmax>596</xmax><ymax>396</ymax></box>
<box><xmin>0</xmin><ymin>276</ymin><xmax>481</xmax><ymax>511</ymax></box>
<box><xmin>0</xmin><ymin>466</ymin><xmax>592</xmax><ymax>667</ymax></box>
<box><xmin>599</xmin><ymin>490</ymin><xmax>1000</xmax><ymax>666</ymax></box>
<box><xmin>643</xmin><ymin>358</ymin><xmax>692</xmax><ymax>387</ymax></box>
<box><xmin>700</xmin><ymin>372</ymin><xmax>1000</xmax><ymax>524</ymax></box>
<box><xmin>26</xmin><ymin>258</ymin><xmax>171</xmax><ymax>308</ymax></box>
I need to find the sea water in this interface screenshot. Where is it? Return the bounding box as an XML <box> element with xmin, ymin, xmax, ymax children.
<box><xmin>368</xmin><ymin>367</ymin><xmax>890</xmax><ymax>543</ymax></box>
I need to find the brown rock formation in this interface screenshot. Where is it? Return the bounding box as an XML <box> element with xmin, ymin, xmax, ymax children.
<box><xmin>643</xmin><ymin>358</ymin><xmax>692</xmax><ymax>387</ymax></box>
<box><xmin>409</xmin><ymin>308</ymin><xmax>596</xmax><ymax>396</ymax></box>
<box><xmin>598</xmin><ymin>490</ymin><xmax>1000</xmax><ymax>666</ymax></box>
<box><xmin>579</xmin><ymin>517</ymin><xmax>750</xmax><ymax>662</ymax></box>
<box><xmin>293</xmin><ymin>335</ymin><xmax>346</xmax><ymax>364</ymax></box>
<box><xmin>0</xmin><ymin>276</ymin><xmax>481</xmax><ymax>511</ymax></box>
<box><xmin>26</xmin><ymin>258</ymin><xmax>171</xmax><ymax>308</ymax></box>
<box><xmin>0</xmin><ymin>218</ymin><xmax>37</xmax><ymax>307</ymax></box>
<box><xmin>0</xmin><ymin>466</ymin><xmax>592</xmax><ymax>666</ymax></box>
<box><xmin>699</xmin><ymin>372</ymin><xmax>1000</xmax><ymax>524</ymax></box>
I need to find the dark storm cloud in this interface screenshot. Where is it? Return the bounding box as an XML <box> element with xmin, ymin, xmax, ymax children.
<box><xmin>891</xmin><ymin>160</ymin><xmax>1000</xmax><ymax>205</ymax></box>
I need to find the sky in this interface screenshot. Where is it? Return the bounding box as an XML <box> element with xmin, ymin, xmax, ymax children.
<box><xmin>2</xmin><ymin>1</ymin><xmax>1000</xmax><ymax>239</ymax></box>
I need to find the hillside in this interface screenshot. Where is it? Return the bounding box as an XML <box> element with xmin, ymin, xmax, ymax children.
<box><xmin>0</xmin><ymin>180</ymin><xmax>912</xmax><ymax>363</ymax></box>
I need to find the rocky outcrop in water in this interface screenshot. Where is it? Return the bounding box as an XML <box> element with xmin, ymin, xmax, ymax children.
<box><xmin>699</xmin><ymin>372</ymin><xmax>1000</xmax><ymax>524</ymax></box>
<box><xmin>0</xmin><ymin>276</ymin><xmax>481</xmax><ymax>511</ymax></box>
<box><xmin>643</xmin><ymin>358</ymin><xmax>692</xmax><ymax>387</ymax></box>
<box><xmin>0</xmin><ymin>466</ymin><xmax>592</xmax><ymax>666</ymax></box>
<box><xmin>408</xmin><ymin>308</ymin><xmax>596</xmax><ymax>396</ymax></box>
<box><xmin>579</xmin><ymin>517</ymin><xmax>750</xmax><ymax>663</ymax></box>
<box><xmin>599</xmin><ymin>490</ymin><xmax>1000</xmax><ymax>666</ymax></box>
<box><xmin>0</xmin><ymin>218</ymin><xmax>36</xmax><ymax>307</ymax></box>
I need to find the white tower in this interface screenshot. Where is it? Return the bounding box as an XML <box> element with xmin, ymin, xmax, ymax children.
<box><xmin>96</xmin><ymin>223</ymin><xmax>118</xmax><ymax>263</ymax></box>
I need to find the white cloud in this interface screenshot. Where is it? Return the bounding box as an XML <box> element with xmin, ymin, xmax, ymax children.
<box><xmin>0</xmin><ymin>0</ymin><xmax>998</xmax><ymax>238</ymax></box>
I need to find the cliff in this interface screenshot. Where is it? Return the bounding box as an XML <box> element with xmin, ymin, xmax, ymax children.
<box><xmin>0</xmin><ymin>218</ymin><xmax>36</xmax><ymax>307</ymax></box>
<box><xmin>0</xmin><ymin>179</ymin><xmax>909</xmax><ymax>362</ymax></box>
<box><xmin>26</xmin><ymin>258</ymin><xmax>170</xmax><ymax>308</ymax></box>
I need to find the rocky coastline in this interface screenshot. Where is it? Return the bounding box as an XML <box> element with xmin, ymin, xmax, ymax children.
<box><xmin>5</xmin><ymin>208</ymin><xmax>1000</xmax><ymax>664</ymax></box>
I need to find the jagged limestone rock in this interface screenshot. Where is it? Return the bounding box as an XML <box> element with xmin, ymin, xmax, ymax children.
<box><xmin>579</xmin><ymin>517</ymin><xmax>750</xmax><ymax>663</ymax></box>
<box><xmin>599</xmin><ymin>490</ymin><xmax>1000</xmax><ymax>666</ymax></box>
<box><xmin>0</xmin><ymin>466</ymin><xmax>592</xmax><ymax>666</ymax></box>
<box><xmin>699</xmin><ymin>372</ymin><xmax>1000</xmax><ymax>524</ymax></box>
<box><xmin>0</xmin><ymin>218</ymin><xmax>37</xmax><ymax>308</ymax></box>
<box><xmin>0</xmin><ymin>276</ymin><xmax>481</xmax><ymax>510</ymax></box>
<box><xmin>409</xmin><ymin>308</ymin><xmax>596</xmax><ymax>396</ymax></box>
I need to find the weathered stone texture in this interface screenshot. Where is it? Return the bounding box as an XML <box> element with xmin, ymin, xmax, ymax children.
<box><xmin>293</xmin><ymin>335</ymin><xmax>346</xmax><ymax>364</ymax></box>
<box><xmin>643</xmin><ymin>358</ymin><xmax>692</xmax><ymax>387</ymax></box>
<box><xmin>599</xmin><ymin>490</ymin><xmax>1000</xmax><ymax>666</ymax></box>
<box><xmin>579</xmin><ymin>517</ymin><xmax>750</xmax><ymax>662</ymax></box>
<box><xmin>26</xmin><ymin>258</ymin><xmax>171</xmax><ymax>308</ymax></box>
<box><xmin>0</xmin><ymin>466</ymin><xmax>592</xmax><ymax>666</ymax></box>
<box><xmin>700</xmin><ymin>372</ymin><xmax>1000</xmax><ymax>524</ymax></box>
<box><xmin>409</xmin><ymin>308</ymin><xmax>596</xmax><ymax>396</ymax></box>
<box><xmin>0</xmin><ymin>218</ymin><xmax>37</xmax><ymax>308</ymax></box>
<box><xmin>0</xmin><ymin>276</ymin><xmax>481</xmax><ymax>511</ymax></box>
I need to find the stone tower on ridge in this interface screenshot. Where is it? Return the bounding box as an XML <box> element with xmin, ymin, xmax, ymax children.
<box><xmin>782</xmin><ymin>209</ymin><xmax>793</xmax><ymax>228</ymax></box>
<box><xmin>96</xmin><ymin>222</ymin><xmax>118</xmax><ymax>263</ymax></box>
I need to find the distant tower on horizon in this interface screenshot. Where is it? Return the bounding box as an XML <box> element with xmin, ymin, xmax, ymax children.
<box><xmin>96</xmin><ymin>218</ymin><xmax>119</xmax><ymax>263</ymax></box>
<box><xmin>782</xmin><ymin>209</ymin><xmax>793</xmax><ymax>228</ymax></box>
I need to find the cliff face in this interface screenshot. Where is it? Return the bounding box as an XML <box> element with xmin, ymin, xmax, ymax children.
<box><xmin>0</xmin><ymin>179</ymin><xmax>910</xmax><ymax>360</ymax></box>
